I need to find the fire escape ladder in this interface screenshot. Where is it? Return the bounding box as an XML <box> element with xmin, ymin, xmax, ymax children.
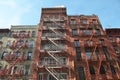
<box><xmin>48</xmin><ymin>27</ymin><xmax>64</xmax><ymax>38</ymax></box>
<box><xmin>46</xmin><ymin>51</ymin><xmax>60</xmax><ymax>64</ymax></box>
<box><xmin>9</xmin><ymin>74</ymin><xmax>15</xmax><ymax>80</ymax></box>
<box><xmin>85</xmin><ymin>58</ymin><xmax>91</xmax><ymax>79</ymax></box>
<box><xmin>47</xmin><ymin>38</ymin><xmax>64</xmax><ymax>51</ymax></box>
<box><xmin>106</xmin><ymin>38</ymin><xmax>119</xmax><ymax>58</ymax></box>
<box><xmin>89</xmin><ymin>30</ymin><xmax>96</xmax><ymax>41</ymax></box>
<box><xmin>96</xmin><ymin>58</ymin><xmax>102</xmax><ymax>80</ymax></box>
<box><xmin>90</xmin><ymin>45</ymin><xmax>97</xmax><ymax>59</ymax></box>
<box><xmin>45</xmin><ymin>67</ymin><xmax>64</xmax><ymax>80</ymax></box>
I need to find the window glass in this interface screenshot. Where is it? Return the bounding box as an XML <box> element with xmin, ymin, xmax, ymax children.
<box><xmin>76</xmin><ymin>47</ymin><xmax>81</xmax><ymax>60</ymax></box>
<box><xmin>74</xmin><ymin>40</ymin><xmax>80</xmax><ymax>47</ymax></box>
<box><xmin>85</xmin><ymin>49</ymin><xmax>92</xmax><ymax>59</ymax></box>
<box><xmin>25</xmin><ymin>65</ymin><xmax>30</xmax><ymax>75</ymax></box>
<box><xmin>39</xmin><ymin>73</ymin><xmax>43</xmax><ymax>80</ymax></box>
<box><xmin>80</xmin><ymin>19</ymin><xmax>87</xmax><ymax>24</ymax></box>
<box><xmin>32</xmin><ymin>31</ymin><xmax>36</xmax><ymax>37</ymax></box>
<box><xmin>30</xmin><ymin>41</ymin><xmax>34</xmax><ymax>48</ymax></box>
<box><xmin>70</xmin><ymin>19</ymin><xmax>76</xmax><ymax>24</ymax></box>
<box><xmin>27</xmin><ymin>52</ymin><xmax>32</xmax><ymax>60</ymax></box>
<box><xmin>72</xmin><ymin>29</ymin><xmax>78</xmax><ymax>36</ymax></box>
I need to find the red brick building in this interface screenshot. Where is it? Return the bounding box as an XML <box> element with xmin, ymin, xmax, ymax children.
<box><xmin>33</xmin><ymin>7</ymin><xmax>120</xmax><ymax>80</ymax></box>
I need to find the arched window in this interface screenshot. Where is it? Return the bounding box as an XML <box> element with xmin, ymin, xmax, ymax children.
<box><xmin>100</xmin><ymin>65</ymin><xmax>106</xmax><ymax>74</ymax></box>
<box><xmin>89</xmin><ymin>66</ymin><xmax>95</xmax><ymax>74</ymax></box>
<box><xmin>110</xmin><ymin>65</ymin><xmax>116</xmax><ymax>75</ymax></box>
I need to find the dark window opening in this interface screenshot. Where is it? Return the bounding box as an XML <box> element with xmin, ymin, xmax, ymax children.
<box><xmin>39</xmin><ymin>74</ymin><xmax>43</xmax><ymax>80</ymax></box>
<box><xmin>89</xmin><ymin>66</ymin><xmax>95</xmax><ymax>74</ymax></box>
<box><xmin>102</xmin><ymin>46</ymin><xmax>110</xmax><ymax>60</ymax></box>
<box><xmin>110</xmin><ymin>65</ymin><xmax>116</xmax><ymax>75</ymax></box>
<box><xmin>1</xmin><ymin>52</ymin><xmax>7</xmax><ymax>59</ymax></box>
<box><xmin>96</xmin><ymin>29</ymin><xmax>101</xmax><ymax>35</ymax></box>
<box><xmin>25</xmin><ymin>65</ymin><xmax>30</xmax><ymax>75</ymax></box>
<box><xmin>100</xmin><ymin>65</ymin><xmax>106</xmax><ymax>74</ymax></box>
<box><xmin>78</xmin><ymin>67</ymin><xmax>86</xmax><ymax>80</ymax></box>
<box><xmin>27</xmin><ymin>52</ymin><xmax>32</xmax><ymax>60</ymax></box>
<box><xmin>76</xmin><ymin>47</ymin><xmax>81</xmax><ymax>60</ymax></box>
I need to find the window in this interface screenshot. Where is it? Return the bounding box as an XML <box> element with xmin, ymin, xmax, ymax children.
<box><xmin>27</xmin><ymin>52</ymin><xmax>32</xmax><ymax>60</ymax></box>
<box><xmin>61</xmin><ymin>58</ymin><xmax>66</xmax><ymax>65</ymax></box>
<box><xmin>102</xmin><ymin>46</ymin><xmax>110</xmax><ymax>60</ymax></box>
<box><xmin>110</xmin><ymin>65</ymin><xmax>116</xmax><ymax>75</ymax></box>
<box><xmin>116</xmin><ymin>37</ymin><xmax>120</xmax><ymax>43</ymax></box>
<box><xmin>96</xmin><ymin>29</ymin><xmax>101</xmax><ymax>35</ymax></box>
<box><xmin>89</xmin><ymin>66</ymin><xmax>95</xmax><ymax>74</ymax></box>
<box><xmin>84</xmin><ymin>40</ymin><xmax>93</xmax><ymax>46</ymax></box>
<box><xmin>9</xmin><ymin>31</ymin><xmax>14</xmax><ymax>37</ymax></box>
<box><xmin>19</xmin><ymin>31</ymin><xmax>25</xmax><ymax>37</ymax></box>
<box><xmin>74</xmin><ymin>40</ymin><xmax>80</xmax><ymax>47</ymax></box>
<box><xmin>100</xmin><ymin>65</ymin><xmax>106</xmax><ymax>74</ymax></box>
<box><xmin>95</xmin><ymin>48</ymin><xmax>99</xmax><ymax>59</ymax></box>
<box><xmin>44</xmin><ymin>57</ymin><xmax>66</xmax><ymax>65</ymax></box>
<box><xmin>78</xmin><ymin>67</ymin><xmax>86</xmax><ymax>80</ymax></box>
<box><xmin>109</xmin><ymin>36</ymin><xmax>114</xmax><ymax>42</ymax></box>
<box><xmin>32</xmin><ymin>31</ymin><xmax>36</xmax><ymax>37</ymax></box>
<box><xmin>85</xmin><ymin>48</ymin><xmax>92</xmax><ymax>59</ymax></box>
<box><xmin>92</xmin><ymin>19</ymin><xmax>97</xmax><ymax>24</ymax></box>
<box><xmin>82</xmin><ymin>29</ymin><xmax>92</xmax><ymax>35</ymax></box>
<box><xmin>16</xmin><ymin>51</ymin><xmax>20</xmax><ymax>58</ymax></box>
<box><xmin>39</xmin><ymin>73</ymin><xmax>43</xmax><ymax>80</ymax></box>
<box><xmin>6</xmin><ymin>41</ymin><xmax>10</xmax><ymax>47</ymax></box>
<box><xmin>72</xmin><ymin>29</ymin><xmax>78</xmax><ymax>36</ymax></box>
<box><xmin>30</xmin><ymin>41</ymin><xmax>34</xmax><ymax>48</ymax></box>
<box><xmin>1</xmin><ymin>52</ymin><xmax>7</xmax><ymax>59</ymax></box>
<box><xmin>70</xmin><ymin>19</ymin><xmax>76</xmax><ymax>24</ymax></box>
<box><xmin>0</xmin><ymin>36</ymin><xmax>2</xmax><ymax>41</ymax></box>
<box><xmin>100</xmin><ymin>39</ymin><xmax>105</xmax><ymax>45</ymax></box>
<box><xmin>13</xmin><ymin>66</ymin><xmax>17</xmax><ymax>74</ymax></box>
<box><xmin>86</xmin><ymin>30</ymin><xmax>92</xmax><ymax>35</ymax></box>
<box><xmin>25</xmin><ymin>65</ymin><xmax>30</xmax><ymax>75</ymax></box>
<box><xmin>114</xmin><ymin>46</ymin><xmax>120</xmax><ymax>54</ymax></box>
<box><xmin>49</xmin><ymin>75</ymin><xmax>56</xmax><ymax>80</ymax></box>
<box><xmin>76</xmin><ymin>47</ymin><xmax>81</xmax><ymax>60</ymax></box>
<box><xmin>60</xmin><ymin>73</ymin><xmax>67</xmax><ymax>79</ymax></box>
<box><xmin>0</xmin><ymin>66</ymin><xmax>2</xmax><ymax>70</ymax></box>
<box><xmin>80</xmin><ymin>19</ymin><xmax>88</xmax><ymax>24</ymax></box>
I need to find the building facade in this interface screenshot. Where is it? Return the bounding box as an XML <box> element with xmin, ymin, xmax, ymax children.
<box><xmin>0</xmin><ymin>7</ymin><xmax>120</xmax><ymax>80</ymax></box>
<box><xmin>0</xmin><ymin>25</ymin><xmax>38</xmax><ymax>80</ymax></box>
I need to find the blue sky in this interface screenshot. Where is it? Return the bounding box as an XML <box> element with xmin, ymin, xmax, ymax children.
<box><xmin>0</xmin><ymin>0</ymin><xmax>120</xmax><ymax>29</ymax></box>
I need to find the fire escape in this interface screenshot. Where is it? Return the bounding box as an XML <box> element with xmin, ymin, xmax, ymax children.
<box><xmin>0</xmin><ymin>31</ymin><xmax>30</xmax><ymax>80</ymax></box>
<box><xmin>37</xmin><ymin>16</ymin><xmax>69</xmax><ymax>80</ymax></box>
<box><xmin>82</xmin><ymin>20</ymin><xmax>103</xmax><ymax>80</ymax></box>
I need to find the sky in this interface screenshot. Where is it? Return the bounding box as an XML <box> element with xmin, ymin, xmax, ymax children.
<box><xmin>0</xmin><ymin>0</ymin><xmax>120</xmax><ymax>29</ymax></box>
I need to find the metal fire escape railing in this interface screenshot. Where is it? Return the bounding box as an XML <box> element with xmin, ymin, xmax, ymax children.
<box><xmin>84</xmin><ymin>27</ymin><xmax>103</xmax><ymax>80</ymax></box>
<box><xmin>38</xmin><ymin>18</ymin><xmax>68</xmax><ymax>80</ymax></box>
<box><xmin>0</xmin><ymin>31</ymin><xmax>29</xmax><ymax>80</ymax></box>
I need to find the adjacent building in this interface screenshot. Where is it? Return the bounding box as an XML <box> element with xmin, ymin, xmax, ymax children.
<box><xmin>0</xmin><ymin>7</ymin><xmax>120</xmax><ymax>80</ymax></box>
<box><xmin>0</xmin><ymin>25</ymin><xmax>38</xmax><ymax>80</ymax></box>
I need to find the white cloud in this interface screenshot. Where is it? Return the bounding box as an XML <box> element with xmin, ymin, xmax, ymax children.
<box><xmin>0</xmin><ymin>0</ymin><xmax>31</xmax><ymax>29</ymax></box>
<box><xmin>54</xmin><ymin>5</ymin><xmax>65</xmax><ymax>8</ymax></box>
